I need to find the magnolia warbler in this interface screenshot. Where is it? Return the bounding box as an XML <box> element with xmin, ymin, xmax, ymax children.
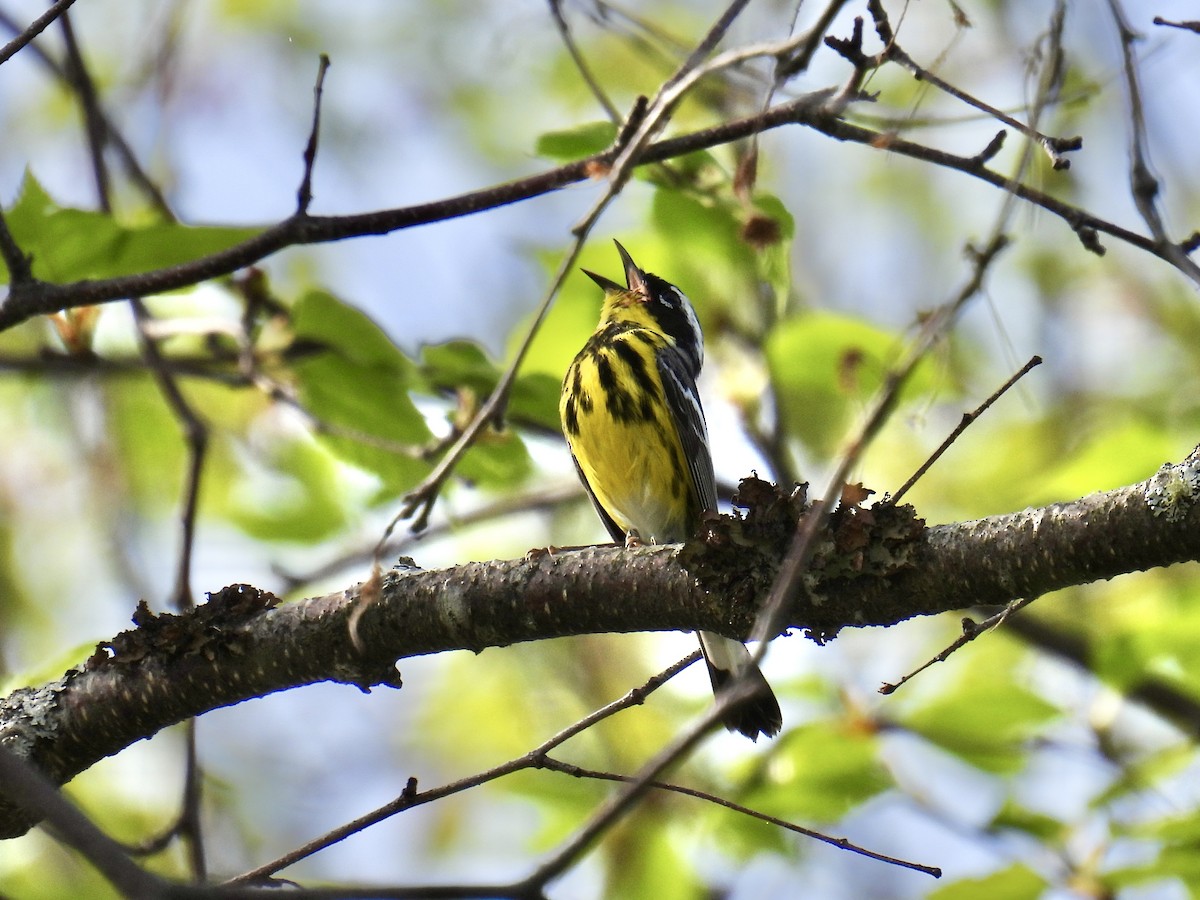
<box><xmin>560</xmin><ymin>241</ymin><xmax>782</xmax><ymax>741</ymax></box>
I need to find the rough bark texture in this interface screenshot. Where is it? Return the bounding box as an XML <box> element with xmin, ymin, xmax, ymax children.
<box><xmin>1</xmin><ymin>449</ymin><xmax>1197</xmax><ymax>838</ymax></box>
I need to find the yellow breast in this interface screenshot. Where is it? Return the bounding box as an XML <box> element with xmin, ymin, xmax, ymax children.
<box><xmin>561</xmin><ymin>325</ymin><xmax>696</xmax><ymax>542</ymax></box>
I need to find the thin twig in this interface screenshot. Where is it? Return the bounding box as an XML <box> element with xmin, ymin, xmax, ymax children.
<box><xmin>878</xmin><ymin>597</ymin><xmax>1036</xmax><ymax>694</ymax></box>
<box><xmin>297</xmin><ymin>54</ymin><xmax>331</xmax><ymax>215</ymax></box>
<box><xmin>0</xmin><ymin>0</ymin><xmax>78</xmax><ymax>66</ymax></box>
<box><xmin>0</xmin><ymin>86</ymin><xmax>1181</xmax><ymax>333</ymax></box>
<box><xmin>0</xmin><ymin>746</ymin><xmax>166</xmax><ymax>898</ymax></box>
<box><xmin>59</xmin><ymin>12</ymin><xmax>208</xmax><ymax>876</ymax></box>
<box><xmin>226</xmin><ymin>652</ymin><xmax>702</xmax><ymax>884</ymax></box>
<box><xmin>1152</xmin><ymin>17</ymin><xmax>1200</xmax><ymax>34</ymax></box>
<box><xmin>512</xmin><ymin>691</ymin><xmax>733</xmax><ymax>894</ymax></box>
<box><xmin>0</xmin><ymin>7</ymin><xmax>173</xmax><ymax>217</ymax></box>
<box><xmin>890</xmin><ymin>355</ymin><xmax>1043</xmax><ymax>505</ymax></box>
<box><xmin>674</xmin><ymin>0</ymin><xmax>753</xmax><ymax>87</ymax></box>
<box><xmin>548</xmin><ymin>0</ymin><xmax>620</xmax><ymax>122</ymax></box>
<box><xmin>864</xmin><ymin>0</ymin><xmax>1081</xmax><ymax>169</ymax></box>
<box><xmin>59</xmin><ymin>11</ymin><xmax>112</xmax><ymax>212</ymax></box>
<box><xmin>538</xmin><ymin>757</ymin><xmax>942</xmax><ymax>877</ymax></box>
<box><xmin>180</xmin><ymin>718</ymin><xmax>206</xmax><ymax>882</ymax></box>
<box><xmin>0</xmin><ymin>206</ymin><xmax>32</xmax><ymax>284</ymax></box>
<box><xmin>1106</xmin><ymin>0</ymin><xmax>1200</xmax><ymax>284</ymax></box>
<box><xmin>131</xmin><ymin>312</ymin><xmax>206</xmax><ymax>613</ymax></box>
<box><xmin>775</xmin><ymin>0</ymin><xmax>849</xmax><ymax>82</ymax></box>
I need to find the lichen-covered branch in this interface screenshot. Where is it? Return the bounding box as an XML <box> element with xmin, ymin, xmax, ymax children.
<box><xmin>1</xmin><ymin>447</ymin><xmax>1197</xmax><ymax>839</ymax></box>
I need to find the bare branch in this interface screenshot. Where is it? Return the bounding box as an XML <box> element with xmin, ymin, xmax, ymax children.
<box><xmin>1107</xmin><ymin>0</ymin><xmax>1200</xmax><ymax>285</ymax></box>
<box><xmin>1152</xmin><ymin>16</ymin><xmax>1200</xmax><ymax>34</ymax></box>
<box><xmin>297</xmin><ymin>55</ymin><xmax>331</xmax><ymax>215</ymax></box>
<box><xmin>511</xmin><ymin>695</ymin><xmax>730</xmax><ymax>895</ymax></box>
<box><xmin>59</xmin><ymin>11</ymin><xmax>112</xmax><ymax>212</ymax></box>
<box><xmin>879</xmin><ymin>597</ymin><xmax>1036</xmax><ymax>694</ymax></box>
<box><xmin>548</xmin><ymin>0</ymin><xmax>619</xmax><ymax>122</ymax></box>
<box><xmin>227</xmin><ymin>652</ymin><xmax>701</xmax><ymax>885</ymax></box>
<box><xmin>0</xmin><ymin>0</ymin><xmax>78</xmax><ymax>66</ymax></box>
<box><xmin>130</xmin><ymin>301</ymin><xmax>205</xmax><ymax>612</ymax></box>
<box><xmin>860</xmin><ymin>0</ymin><xmax>1081</xmax><ymax>169</ymax></box>
<box><xmin>0</xmin><ymin>746</ymin><xmax>167</xmax><ymax>898</ymax></box>
<box><xmin>0</xmin><ymin>84</ymin><xmax>1181</xmax><ymax>333</ymax></box>
<box><xmin>890</xmin><ymin>355</ymin><xmax>1043</xmax><ymax>504</ymax></box>
<box><xmin>537</xmin><ymin>757</ymin><xmax>941</xmax><ymax>877</ymax></box>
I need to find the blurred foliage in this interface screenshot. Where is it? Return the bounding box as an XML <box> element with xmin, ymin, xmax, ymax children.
<box><xmin>2</xmin><ymin>174</ymin><xmax>257</xmax><ymax>283</ymax></box>
<box><xmin>0</xmin><ymin>1</ymin><xmax>1199</xmax><ymax>899</ymax></box>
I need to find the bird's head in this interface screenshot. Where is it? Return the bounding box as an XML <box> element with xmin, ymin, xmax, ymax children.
<box><xmin>582</xmin><ymin>240</ymin><xmax>704</xmax><ymax>375</ymax></box>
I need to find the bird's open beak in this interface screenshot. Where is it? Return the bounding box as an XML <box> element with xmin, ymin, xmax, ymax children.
<box><xmin>581</xmin><ymin>240</ymin><xmax>648</xmax><ymax>299</ymax></box>
<box><xmin>582</xmin><ymin>269</ymin><xmax>624</xmax><ymax>293</ymax></box>
<box><xmin>613</xmin><ymin>240</ymin><xmax>647</xmax><ymax>294</ymax></box>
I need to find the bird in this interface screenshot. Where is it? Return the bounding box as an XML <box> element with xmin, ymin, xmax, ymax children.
<box><xmin>559</xmin><ymin>240</ymin><xmax>782</xmax><ymax>741</ymax></box>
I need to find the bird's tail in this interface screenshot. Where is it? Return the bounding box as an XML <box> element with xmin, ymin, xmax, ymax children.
<box><xmin>697</xmin><ymin>631</ymin><xmax>782</xmax><ymax>741</ymax></box>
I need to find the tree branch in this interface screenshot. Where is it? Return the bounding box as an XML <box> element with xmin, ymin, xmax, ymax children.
<box><xmin>1</xmin><ymin>79</ymin><xmax>1183</xmax><ymax>333</ymax></box>
<box><xmin>0</xmin><ymin>0</ymin><xmax>78</xmax><ymax>67</ymax></box>
<box><xmin>1</xmin><ymin>446</ymin><xmax>1197</xmax><ymax>840</ymax></box>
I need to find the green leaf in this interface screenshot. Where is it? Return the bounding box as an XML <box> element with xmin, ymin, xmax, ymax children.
<box><xmin>293</xmin><ymin>289</ymin><xmax>420</xmax><ymax>373</ymax></box>
<box><xmin>290</xmin><ymin>291</ymin><xmax>433</xmax><ymax>492</ymax></box>
<box><xmin>742</xmin><ymin>718</ymin><xmax>892</xmax><ymax>823</ymax></box>
<box><xmin>105</xmin><ymin>376</ymin><xmax>188</xmax><ymax>508</ymax></box>
<box><xmin>455</xmin><ymin>426</ymin><xmax>532</xmax><ymax>489</ymax></box>
<box><xmin>421</xmin><ymin>340</ymin><xmax>499</xmax><ymax>394</ymax></box>
<box><xmin>513</xmin><ymin>252</ymin><xmax>607</xmax><ymax>381</ymax></box>
<box><xmin>988</xmin><ymin>798</ymin><xmax>1066</xmax><ymax>843</ymax></box>
<box><xmin>1094</xmin><ymin>743</ymin><xmax>1197</xmax><ymax>810</ymax></box>
<box><xmin>928</xmin><ymin>864</ymin><xmax>1048</xmax><ymax>900</ymax></box>
<box><xmin>1</xmin><ymin>173</ymin><xmax>257</xmax><ymax>285</ymax></box>
<box><xmin>901</xmin><ymin>642</ymin><xmax>1060</xmax><ymax>774</ymax></box>
<box><xmin>217</xmin><ymin>435</ymin><xmax>348</xmax><ymax>542</ymax></box>
<box><xmin>421</xmin><ymin>340</ymin><xmax>560</xmax><ymax>431</ymax></box>
<box><xmin>535</xmin><ymin>120</ymin><xmax>617</xmax><ymax>161</ymax></box>
<box><xmin>765</xmin><ymin>311</ymin><xmax>937</xmax><ymax>456</ymax></box>
<box><xmin>1105</xmin><ymin>836</ymin><xmax>1200</xmax><ymax>893</ymax></box>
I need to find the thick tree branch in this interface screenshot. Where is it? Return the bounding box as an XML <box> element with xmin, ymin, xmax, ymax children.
<box><xmin>1</xmin><ymin>448</ymin><xmax>1197</xmax><ymax>839</ymax></box>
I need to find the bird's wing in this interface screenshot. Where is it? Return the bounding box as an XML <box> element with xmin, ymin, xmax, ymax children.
<box><xmin>657</xmin><ymin>350</ymin><xmax>718</xmax><ymax>516</ymax></box>
<box><xmin>571</xmin><ymin>453</ymin><xmax>627</xmax><ymax>544</ymax></box>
